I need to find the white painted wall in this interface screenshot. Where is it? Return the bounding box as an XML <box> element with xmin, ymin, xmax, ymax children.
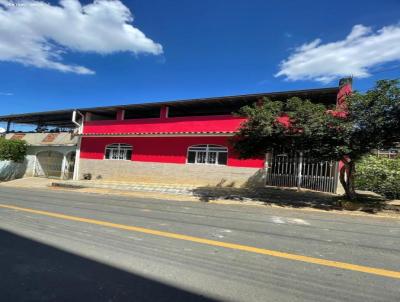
<box><xmin>0</xmin><ymin>156</ymin><xmax>35</xmax><ymax>181</ymax></box>
<box><xmin>0</xmin><ymin>146</ymin><xmax>76</xmax><ymax>181</ymax></box>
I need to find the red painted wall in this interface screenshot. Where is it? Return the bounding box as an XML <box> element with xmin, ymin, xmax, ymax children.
<box><xmin>80</xmin><ymin>136</ymin><xmax>264</xmax><ymax>168</ymax></box>
<box><xmin>335</xmin><ymin>79</ymin><xmax>352</xmax><ymax>116</ymax></box>
<box><xmin>83</xmin><ymin>115</ymin><xmax>247</xmax><ymax>134</ymax></box>
<box><xmin>337</xmin><ymin>83</ymin><xmax>352</xmax><ymax>108</ymax></box>
<box><xmin>80</xmin><ymin>85</ymin><xmax>344</xmax><ymax>169</ymax></box>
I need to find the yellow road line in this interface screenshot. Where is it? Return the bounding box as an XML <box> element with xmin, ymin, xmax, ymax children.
<box><xmin>1</xmin><ymin>203</ymin><xmax>400</xmax><ymax>280</ymax></box>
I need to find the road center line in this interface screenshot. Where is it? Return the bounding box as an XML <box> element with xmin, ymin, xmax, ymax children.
<box><xmin>1</xmin><ymin>203</ymin><xmax>399</xmax><ymax>280</ymax></box>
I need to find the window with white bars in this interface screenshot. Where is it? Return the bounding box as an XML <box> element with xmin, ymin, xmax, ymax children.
<box><xmin>187</xmin><ymin>145</ymin><xmax>228</xmax><ymax>165</ymax></box>
<box><xmin>104</xmin><ymin>144</ymin><xmax>132</xmax><ymax>160</ymax></box>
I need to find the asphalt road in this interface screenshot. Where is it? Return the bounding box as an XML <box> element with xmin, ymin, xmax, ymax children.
<box><xmin>0</xmin><ymin>187</ymin><xmax>399</xmax><ymax>302</ymax></box>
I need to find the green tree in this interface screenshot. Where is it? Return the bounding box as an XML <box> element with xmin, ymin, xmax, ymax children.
<box><xmin>232</xmin><ymin>80</ymin><xmax>400</xmax><ymax>200</ymax></box>
<box><xmin>355</xmin><ymin>155</ymin><xmax>400</xmax><ymax>199</ymax></box>
<box><xmin>0</xmin><ymin>138</ymin><xmax>28</xmax><ymax>162</ymax></box>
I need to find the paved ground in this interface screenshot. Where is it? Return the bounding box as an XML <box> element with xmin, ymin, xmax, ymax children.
<box><xmin>0</xmin><ymin>186</ymin><xmax>399</xmax><ymax>301</ymax></box>
<box><xmin>53</xmin><ymin>179</ymin><xmax>196</xmax><ymax>195</ymax></box>
<box><xmin>0</xmin><ymin>177</ymin><xmax>54</xmax><ymax>188</ymax></box>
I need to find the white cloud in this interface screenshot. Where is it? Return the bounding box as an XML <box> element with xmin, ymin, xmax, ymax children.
<box><xmin>275</xmin><ymin>24</ymin><xmax>400</xmax><ymax>83</ymax></box>
<box><xmin>0</xmin><ymin>92</ymin><xmax>13</xmax><ymax>96</ymax></box>
<box><xmin>0</xmin><ymin>0</ymin><xmax>163</xmax><ymax>74</ymax></box>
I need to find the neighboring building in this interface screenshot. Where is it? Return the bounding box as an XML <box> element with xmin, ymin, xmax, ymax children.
<box><xmin>1</xmin><ymin>132</ymin><xmax>77</xmax><ymax>180</ymax></box>
<box><xmin>0</xmin><ymin>80</ymin><xmax>349</xmax><ymax>192</ymax></box>
<box><xmin>374</xmin><ymin>147</ymin><xmax>400</xmax><ymax>159</ymax></box>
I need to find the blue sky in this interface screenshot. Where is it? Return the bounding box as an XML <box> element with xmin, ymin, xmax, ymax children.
<box><xmin>0</xmin><ymin>0</ymin><xmax>399</xmax><ymax>117</ymax></box>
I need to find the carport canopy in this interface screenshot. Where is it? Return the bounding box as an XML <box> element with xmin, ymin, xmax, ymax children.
<box><xmin>0</xmin><ymin>109</ymin><xmax>76</xmax><ymax>128</ymax></box>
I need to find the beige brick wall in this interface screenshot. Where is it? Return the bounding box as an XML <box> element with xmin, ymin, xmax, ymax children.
<box><xmin>79</xmin><ymin>159</ymin><xmax>265</xmax><ymax>188</ymax></box>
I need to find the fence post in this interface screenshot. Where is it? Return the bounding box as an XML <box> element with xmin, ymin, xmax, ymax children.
<box><xmin>264</xmin><ymin>153</ymin><xmax>269</xmax><ymax>186</ymax></box>
<box><xmin>297</xmin><ymin>152</ymin><xmax>303</xmax><ymax>191</ymax></box>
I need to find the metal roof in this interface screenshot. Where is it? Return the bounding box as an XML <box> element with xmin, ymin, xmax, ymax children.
<box><xmin>0</xmin><ymin>87</ymin><xmax>338</xmax><ymax>128</ymax></box>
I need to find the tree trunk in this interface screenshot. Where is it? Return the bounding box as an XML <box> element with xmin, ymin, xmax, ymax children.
<box><xmin>339</xmin><ymin>158</ymin><xmax>357</xmax><ymax>200</ymax></box>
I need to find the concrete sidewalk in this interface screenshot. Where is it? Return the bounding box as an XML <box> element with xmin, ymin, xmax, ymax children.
<box><xmin>52</xmin><ymin>179</ymin><xmax>340</xmax><ymax>207</ymax></box>
<box><xmin>0</xmin><ymin>177</ymin><xmax>54</xmax><ymax>189</ymax></box>
<box><xmin>52</xmin><ymin>180</ymin><xmax>197</xmax><ymax>195</ymax></box>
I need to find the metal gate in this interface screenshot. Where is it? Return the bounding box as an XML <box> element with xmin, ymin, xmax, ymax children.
<box><xmin>35</xmin><ymin>151</ymin><xmax>64</xmax><ymax>178</ymax></box>
<box><xmin>265</xmin><ymin>151</ymin><xmax>339</xmax><ymax>193</ymax></box>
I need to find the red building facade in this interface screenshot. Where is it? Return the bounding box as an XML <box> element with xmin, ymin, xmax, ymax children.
<box><xmin>76</xmin><ymin>86</ymin><xmax>341</xmax><ymax>187</ymax></box>
<box><xmin>81</xmin><ymin>115</ymin><xmax>263</xmax><ymax>168</ymax></box>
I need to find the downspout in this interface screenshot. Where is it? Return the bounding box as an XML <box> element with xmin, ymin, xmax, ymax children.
<box><xmin>72</xmin><ymin>110</ymin><xmax>84</xmax><ymax>181</ymax></box>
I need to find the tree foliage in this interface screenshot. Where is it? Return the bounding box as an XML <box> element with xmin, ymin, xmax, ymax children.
<box><xmin>0</xmin><ymin>138</ymin><xmax>28</xmax><ymax>162</ymax></box>
<box><xmin>355</xmin><ymin>155</ymin><xmax>400</xmax><ymax>199</ymax></box>
<box><xmin>232</xmin><ymin>79</ymin><xmax>400</xmax><ymax>200</ymax></box>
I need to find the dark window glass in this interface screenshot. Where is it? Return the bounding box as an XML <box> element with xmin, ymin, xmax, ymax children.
<box><xmin>218</xmin><ymin>152</ymin><xmax>228</xmax><ymax>165</ymax></box>
<box><xmin>126</xmin><ymin>150</ymin><xmax>132</xmax><ymax>160</ymax></box>
<box><xmin>105</xmin><ymin>149</ymin><xmax>111</xmax><ymax>159</ymax></box>
<box><xmin>207</xmin><ymin>152</ymin><xmax>217</xmax><ymax>164</ymax></box>
<box><xmin>187</xmin><ymin>151</ymin><xmax>196</xmax><ymax>163</ymax></box>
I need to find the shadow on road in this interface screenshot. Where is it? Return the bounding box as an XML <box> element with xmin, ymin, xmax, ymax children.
<box><xmin>192</xmin><ymin>186</ymin><xmax>390</xmax><ymax>213</ymax></box>
<box><xmin>192</xmin><ymin>186</ymin><xmax>337</xmax><ymax>209</ymax></box>
<box><xmin>0</xmin><ymin>229</ymin><xmax>218</xmax><ymax>302</ymax></box>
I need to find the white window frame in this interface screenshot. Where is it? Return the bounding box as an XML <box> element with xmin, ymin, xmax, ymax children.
<box><xmin>186</xmin><ymin>144</ymin><xmax>228</xmax><ymax>166</ymax></box>
<box><xmin>104</xmin><ymin>143</ymin><xmax>132</xmax><ymax>161</ymax></box>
